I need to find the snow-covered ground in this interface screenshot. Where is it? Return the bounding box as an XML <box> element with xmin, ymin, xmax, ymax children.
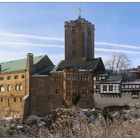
<box><xmin>0</xmin><ymin>105</ymin><xmax>140</xmax><ymax>137</ymax></box>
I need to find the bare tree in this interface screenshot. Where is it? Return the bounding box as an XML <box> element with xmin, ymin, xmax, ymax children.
<box><xmin>105</xmin><ymin>52</ymin><xmax>131</xmax><ymax>72</ymax></box>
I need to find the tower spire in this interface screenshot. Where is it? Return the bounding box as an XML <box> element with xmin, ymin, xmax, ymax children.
<box><xmin>78</xmin><ymin>8</ymin><xmax>81</xmax><ymax>18</ymax></box>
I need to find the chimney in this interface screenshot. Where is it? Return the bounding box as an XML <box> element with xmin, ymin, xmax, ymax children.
<box><xmin>26</xmin><ymin>53</ymin><xmax>33</xmax><ymax>71</ymax></box>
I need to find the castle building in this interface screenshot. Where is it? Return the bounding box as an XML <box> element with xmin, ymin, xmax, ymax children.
<box><xmin>93</xmin><ymin>71</ymin><xmax>140</xmax><ymax>108</ymax></box>
<box><xmin>29</xmin><ymin>15</ymin><xmax>105</xmax><ymax>116</ymax></box>
<box><xmin>1</xmin><ymin>13</ymin><xmax>140</xmax><ymax>117</ymax></box>
<box><xmin>0</xmin><ymin>53</ymin><xmax>54</xmax><ymax>116</ymax></box>
<box><xmin>0</xmin><ymin>14</ymin><xmax>99</xmax><ymax>117</ymax></box>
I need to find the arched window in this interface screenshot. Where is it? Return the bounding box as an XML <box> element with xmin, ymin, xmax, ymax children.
<box><xmin>15</xmin><ymin>84</ymin><xmax>19</xmax><ymax>91</ymax></box>
<box><xmin>7</xmin><ymin>84</ymin><xmax>11</xmax><ymax>91</ymax></box>
<box><xmin>0</xmin><ymin>85</ymin><xmax>4</xmax><ymax>92</ymax></box>
<box><xmin>19</xmin><ymin>84</ymin><xmax>23</xmax><ymax>91</ymax></box>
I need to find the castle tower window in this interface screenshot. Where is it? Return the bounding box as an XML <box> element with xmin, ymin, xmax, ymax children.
<box><xmin>0</xmin><ymin>85</ymin><xmax>4</xmax><ymax>92</ymax></box>
<box><xmin>20</xmin><ymin>97</ymin><xmax>22</xmax><ymax>102</ymax></box>
<box><xmin>72</xmin><ymin>39</ymin><xmax>76</xmax><ymax>44</ymax></box>
<box><xmin>7</xmin><ymin>85</ymin><xmax>11</xmax><ymax>91</ymax></box>
<box><xmin>1</xmin><ymin>97</ymin><xmax>3</xmax><ymax>102</ymax></box>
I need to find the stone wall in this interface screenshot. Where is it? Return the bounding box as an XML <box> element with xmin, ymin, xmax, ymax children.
<box><xmin>94</xmin><ymin>92</ymin><xmax>140</xmax><ymax>108</ymax></box>
<box><xmin>30</xmin><ymin>75</ymin><xmax>63</xmax><ymax>116</ymax></box>
<box><xmin>77</xmin><ymin>94</ymin><xmax>94</xmax><ymax>109</ymax></box>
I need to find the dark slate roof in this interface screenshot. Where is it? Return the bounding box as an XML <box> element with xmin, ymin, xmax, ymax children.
<box><xmin>0</xmin><ymin>55</ymin><xmax>45</xmax><ymax>73</ymax></box>
<box><xmin>33</xmin><ymin>65</ymin><xmax>55</xmax><ymax>75</ymax></box>
<box><xmin>106</xmin><ymin>74</ymin><xmax>122</xmax><ymax>82</ymax></box>
<box><xmin>52</xmin><ymin>58</ymin><xmax>102</xmax><ymax>71</ymax></box>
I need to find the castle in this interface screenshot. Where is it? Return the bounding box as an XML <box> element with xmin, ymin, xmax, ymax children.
<box><xmin>0</xmin><ymin>14</ymin><xmax>139</xmax><ymax>117</ymax></box>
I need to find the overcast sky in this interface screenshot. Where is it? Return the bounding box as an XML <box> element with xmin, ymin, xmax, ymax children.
<box><xmin>0</xmin><ymin>3</ymin><xmax>140</xmax><ymax>67</ymax></box>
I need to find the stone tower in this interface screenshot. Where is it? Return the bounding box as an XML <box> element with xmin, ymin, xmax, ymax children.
<box><xmin>65</xmin><ymin>14</ymin><xmax>95</xmax><ymax>61</ymax></box>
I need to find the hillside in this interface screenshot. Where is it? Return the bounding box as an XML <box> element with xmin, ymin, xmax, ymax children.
<box><xmin>0</xmin><ymin>104</ymin><xmax>140</xmax><ymax>138</ymax></box>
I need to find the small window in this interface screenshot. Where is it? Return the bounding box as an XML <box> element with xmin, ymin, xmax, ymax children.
<box><xmin>72</xmin><ymin>39</ymin><xmax>76</xmax><ymax>44</ymax></box>
<box><xmin>14</xmin><ymin>75</ymin><xmax>18</xmax><ymax>79</ymax></box>
<box><xmin>22</xmin><ymin>75</ymin><xmax>25</xmax><ymax>79</ymax></box>
<box><xmin>72</xmin><ymin>88</ymin><xmax>76</xmax><ymax>94</ymax></box>
<box><xmin>109</xmin><ymin>85</ymin><xmax>113</xmax><ymax>91</ymax></box>
<box><xmin>96</xmin><ymin>85</ymin><xmax>100</xmax><ymax>89</ymax></box>
<box><xmin>14</xmin><ymin>97</ymin><xmax>16</xmax><ymax>102</ymax></box>
<box><xmin>1</xmin><ymin>97</ymin><xmax>3</xmax><ymax>102</ymax></box>
<box><xmin>102</xmin><ymin>77</ymin><xmax>105</xmax><ymax>80</ymax></box>
<box><xmin>55</xmin><ymin>88</ymin><xmax>60</xmax><ymax>94</ymax></box>
<box><xmin>7</xmin><ymin>76</ymin><xmax>11</xmax><ymax>80</ymax></box>
<box><xmin>125</xmin><ymin>85</ymin><xmax>128</xmax><ymax>88</ymax></box>
<box><xmin>7</xmin><ymin>85</ymin><xmax>11</xmax><ymax>91</ymax></box>
<box><xmin>99</xmin><ymin>77</ymin><xmax>102</xmax><ymax>80</ymax></box>
<box><xmin>93</xmin><ymin>77</ymin><xmax>96</xmax><ymax>81</ymax></box>
<box><xmin>0</xmin><ymin>77</ymin><xmax>4</xmax><ymax>80</ymax></box>
<box><xmin>19</xmin><ymin>84</ymin><xmax>23</xmax><ymax>91</ymax></box>
<box><xmin>0</xmin><ymin>85</ymin><xmax>4</xmax><ymax>92</ymax></box>
<box><xmin>136</xmin><ymin>85</ymin><xmax>139</xmax><ymax>88</ymax></box>
<box><xmin>96</xmin><ymin>77</ymin><xmax>99</xmax><ymax>81</ymax></box>
<box><xmin>82</xmin><ymin>88</ymin><xmax>87</xmax><ymax>94</ymax></box>
<box><xmin>20</xmin><ymin>97</ymin><xmax>22</xmax><ymax>102</ymax></box>
<box><xmin>132</xmin><ymin>85</ymin><xmax>135</xmax><ymax>88</ymax></box>
<box><xmin>93</xmin><ymin>85</ymin><xmax>96</xmax><ymax>89</ymax></box>
<box><xmin>103</xmin><ymin>85</ymin><xmax>107</xmax><ymax>91</ymax></box>
<box><xmin>15</xmin><ymin>84</ymin><xmax>19</xmax><ymax>91</ymax></box>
